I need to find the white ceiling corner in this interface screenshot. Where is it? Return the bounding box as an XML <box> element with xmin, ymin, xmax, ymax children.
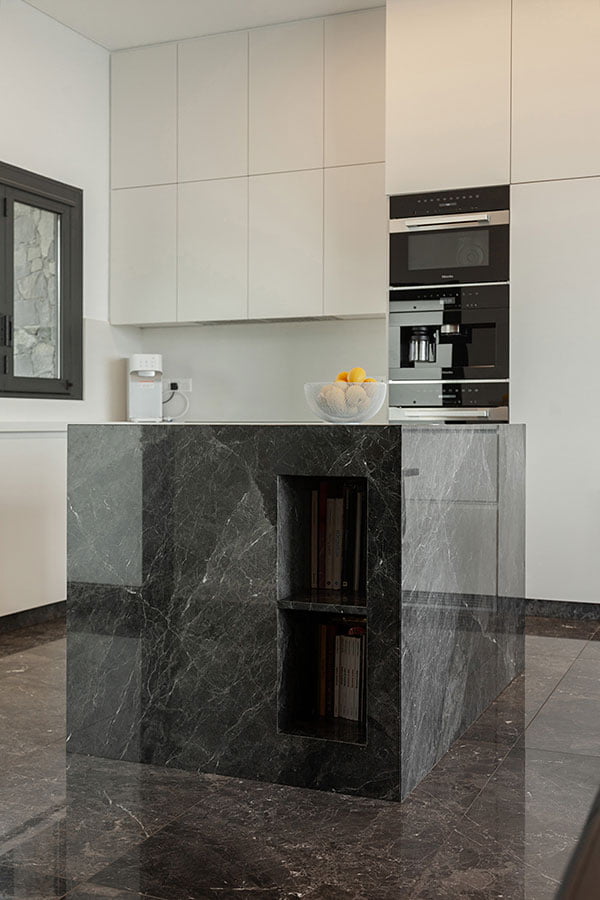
<box><xmin>22</xmin><ymin>0</ymin><xmax>385</xmax><ymax>50</ymax></box>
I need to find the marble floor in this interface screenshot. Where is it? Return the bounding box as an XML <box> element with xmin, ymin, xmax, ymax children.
<box><xmin>0</xmin><ymin>617</ymin><xmax>599</xmax><ymax>899</ymax></box>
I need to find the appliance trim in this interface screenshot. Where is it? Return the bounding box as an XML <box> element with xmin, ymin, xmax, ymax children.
<box><xmin>390</xmin><ymin>281</ymin><xmax>508</xmax><ymax>291</ymax></box>
<box><xmin>390</xmin><ymin>209</ymin><xmax>509</xmax><ymax>233</ymax></box>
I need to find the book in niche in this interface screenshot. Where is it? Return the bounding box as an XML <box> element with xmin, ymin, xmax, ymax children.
<box><xmin>332</xmin><ymin>497</ymin><xmax>344</xmax><ymax>590</ymax></box>
<box><xmin>325</xmin><ymin>497</ymin><xmax>336</xmax><ymax>589</ymax></box>
<box><xmin>310</xmin><ymin>480</ymin><xmax>366</xmax><ymax>595</ymax></box>
<box><xmin>326</xmin><ymin>622</ymin><xmax>366</xmax><ymax>725</ymax></box>
<box><xmin>341</xmin><ymin>483</ymin><xmax>356</xmax><ymax>590</ymax></box>
<box><xmin>353</xmin><ymin>491</ymin><xmax>364</xmax><ymax>592</ymax></box>
<box><xmin>317</xmin><ymin>481</ymin><xmax>328</xmax><ymax>590</ymax></box>
<box><xmin>310</xmin><ymin>489</ymin><xmax>318</xmax><ymax>590</ymax></box>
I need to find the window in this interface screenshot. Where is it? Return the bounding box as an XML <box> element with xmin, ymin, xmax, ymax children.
<box><xmin>0</xmin><ymin>160</ymin><xmax>82</xmax><ymax>399</ymax></box>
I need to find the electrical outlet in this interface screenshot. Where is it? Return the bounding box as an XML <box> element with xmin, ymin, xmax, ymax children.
<box><xmin>168</xmin><ymin>377</ymin><xmax>192</xmax><ymax>393</ymax></box>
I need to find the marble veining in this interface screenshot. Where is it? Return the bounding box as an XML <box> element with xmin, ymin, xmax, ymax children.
<box><xmin>400</xmin><ymin>425</ymin><xmax>525</xmax><ymax>797</ymax></box>
<box><xmin>2</xmin><ymin>615</ymin><xmax>600</xmax><ymax>899</ymax></box>
<box><xmin>67</xmin><ymin>424</ymin><xmax>524</xmax><ymax>801</ymax></box>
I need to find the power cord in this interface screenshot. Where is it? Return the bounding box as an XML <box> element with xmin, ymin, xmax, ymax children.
<box><xmin>162</xmin><ymin>390</ymin><xmax>190</xmax><ymax>422</ymax></box>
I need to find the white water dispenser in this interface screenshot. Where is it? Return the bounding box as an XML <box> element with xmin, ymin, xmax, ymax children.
<box><xmin>127</xmin><ymin>354</ymin><xmax>163</xmax><ymax>422</ymax></box>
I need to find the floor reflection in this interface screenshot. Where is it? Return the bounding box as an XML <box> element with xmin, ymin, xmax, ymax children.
<box><xmin>0</xmin><ymin>616</ymin><xmax>599</xmax><ymax>898</ymax></box>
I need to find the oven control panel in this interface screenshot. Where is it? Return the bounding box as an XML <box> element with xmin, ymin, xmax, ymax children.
<box><xmin>390</xmin><ymin>184</ymin><xmax>509</xmax><ymax>219</ymax></box>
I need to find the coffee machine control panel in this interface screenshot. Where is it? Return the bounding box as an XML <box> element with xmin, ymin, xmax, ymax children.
<box><xmin>389</xmin><ymin>283</ymin><xmax>508</xmax><ymax>314</ymax></box>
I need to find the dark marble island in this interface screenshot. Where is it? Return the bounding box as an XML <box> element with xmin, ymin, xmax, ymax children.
<box><xmin>67</xmin><ymin>423</ymin><xmax>525</xmax><ymax>801</ymax></box>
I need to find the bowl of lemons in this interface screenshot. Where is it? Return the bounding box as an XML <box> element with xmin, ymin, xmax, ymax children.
<box><xmin>305</xmin><ymin>368</ymin><xmax>387</xmax><ymax>424</ymax></box>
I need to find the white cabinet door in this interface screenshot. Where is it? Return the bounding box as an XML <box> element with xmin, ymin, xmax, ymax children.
<box><xmin>511</xmin><ymin>178</ymin><xmax>600</xmax><ymax>602</ymax></box>
<box><xmin>178</xmin><ymin>179</ymin><xmax>248</xmax><ymax>323</ymax></box>
<box><xmin>249</xmin><ymin>170</ymin><xmax>323</xmax><ymax>319</ymax></box>
<box><xmin>324</xmin><ymin>164</ymin><xmax>386</xmax><ymax>317</ymax></box>
<box><xmin>178</xmin><ymin>31</ymin><xmax>248</xmax><ymax>182</ymax></box>
<box><xmin>111</xmin><ymin>45</ymin><xmax>177</xmax><ymax>189</ymax></box>
<box><xmin>512</xmin><ymin>0</ymin><xmax>600</xmax><ymax>183</ymax></box>
<box><xmin>324</xmin><ymin>8</ymin><xmax>385</xmax><ymax>168</ymax></box>
<box><xmin>0</xmin><ymin>432</ymin><xmax>66</xmax><ymax>617</ymax></box>
<box><xmin>386</xmin><ymin>0</ymin><xmax>511</xmax><ymax>195</ymax></box>
<box><xmin>110</xmin><ymin>186</ymin><xmax>176</xmax><ymax>325</ymax></box>
<box><xmin>249</xmin><ymin>20</ymin><xmax>323</xmax><ymax>175</ymax></box>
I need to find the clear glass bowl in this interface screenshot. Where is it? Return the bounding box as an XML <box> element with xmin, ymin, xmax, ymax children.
<box><xmin>304</xmin><ymin>380</ymin><xmax>387</xmax><ymax>424</ymax></box>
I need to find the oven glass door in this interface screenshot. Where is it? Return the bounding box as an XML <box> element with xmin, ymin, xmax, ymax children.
<box><xmin>390</xmin><ymin>220</ymin><xmax>509</xmax><ymax>287</ymax></box>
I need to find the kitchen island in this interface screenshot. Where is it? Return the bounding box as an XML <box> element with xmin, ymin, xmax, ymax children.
<box><xmin>67</xmin><ymin>423</ymin><xmax>524</xmax><ymax>801</ymax></box>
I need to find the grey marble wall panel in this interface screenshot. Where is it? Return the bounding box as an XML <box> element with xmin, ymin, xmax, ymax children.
<box><xmin>403</xmin><ymin>500</ymin><xmax>498</xmax><ymax>596</ymax></box>
<box><xmin>498</xmin><ymin>425</ymin><xmax>526</xmax><ymax>600</ymax></box>
<box><xmin>402</xmin><ymin>427</ymin><xmax>498</xmax><ymax>503</ymax></box>
<box><xmin>400</xmin><ymin>425</ymin><xmax>525</xmax><ymax>799</ymax></box>
<box><xmin>68</xmin><ymin>425</ymin><xmax>143</xmax><ymax>587</ymax></box>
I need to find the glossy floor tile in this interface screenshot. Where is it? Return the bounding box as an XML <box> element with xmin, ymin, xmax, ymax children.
<box><xmin>0</xmin><ymin>616</ymin><xmax>599</xmax><ymax>899</ymax></box>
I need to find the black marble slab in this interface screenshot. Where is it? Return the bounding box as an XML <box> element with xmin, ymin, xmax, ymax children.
<box><xmin>67</xmin><ymin>423</ymin><xmax>524</xmax><ymax>801</ymax></box>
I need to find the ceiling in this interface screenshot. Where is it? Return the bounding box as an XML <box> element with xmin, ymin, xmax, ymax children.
<box><xmin>23</xmin><ymin>0</ymin><xmax>384</xmax><ymax>50</ymax></box>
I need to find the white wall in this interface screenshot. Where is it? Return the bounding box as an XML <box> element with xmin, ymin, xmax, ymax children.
<box><xmin>0</xmin><ymin>0</ymin><xmax>141</xmax><ymax>426</ymax></box>
<box><xmin>142</xmin><ymin>318</ymin><xmax>388</xmax><ymax>423</ymax></box>
<box><xmin>0</xmin><ymin>0</ymin><xmax>142</xmax><ymax>614</ymax></box>
<box><xmin>0</xmin><ymin>0</ymin><xmax>108</xmax><ymax>318</ymax></box>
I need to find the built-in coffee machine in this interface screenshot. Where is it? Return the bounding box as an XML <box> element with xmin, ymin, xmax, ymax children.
<box><xmin>388</xmin><ymin>185</ymin><xmax>510</xmax><ymax>422</ymax></box>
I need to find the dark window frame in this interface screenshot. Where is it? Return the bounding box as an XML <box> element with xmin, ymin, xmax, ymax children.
<box><xmin>0</xmin><ymin>160</ymin><xmax>83</xmax><ymax>399</ymax></box>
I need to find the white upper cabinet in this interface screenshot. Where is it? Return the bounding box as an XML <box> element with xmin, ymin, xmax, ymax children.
<box><xmin>110</xmin><ymin>185</ymin><xmax>177</xmax><ymax>325</ymax></box>
<box><xmin>512</xmin><ymin>0</ymin><xmax>600</xmax><ymax>183</ymax></box>
<box><xmin>249</xmin><ymin>170</ymin><xmax>323</xmax><ymax>319</ymax></box>
<box><xmin>249</xmin><ymin>19</ymin><xmax>323</xmax><ymax>174</ymax></box>
<box><xmin>385</xmin><ymin>0</ymin><xmax>511</xmax><ymax>195</ymax></box>
<box><xmin>111</xmin><ymin>45</ymin><xmax>177</xmax><ymax>189</ymax></box>
<box><xmin>324</xmin><ymin>164</ymin><xmax>387</xmax><ymax>317</ymax></box>
<box><xmin>324</xmin><ymin>8</ymin><xmax>385</xmax><ymax>168</ymax></box>
<box><xmin>178</xmin><ymin>31</ymin><xmax>248</xmax><ymax>182</ymax></box>
<box><xmin>178</xmin><ymin>178</ymin><xmax>248</xmax><ymax>323</ymax></box>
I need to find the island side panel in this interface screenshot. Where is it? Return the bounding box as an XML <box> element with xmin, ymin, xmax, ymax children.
<box><xmin>400</xmin><ymin>425</ymin><xmax>525</xmax><ymax>799</ymax></box>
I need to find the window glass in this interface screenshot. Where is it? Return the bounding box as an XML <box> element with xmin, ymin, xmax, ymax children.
<box><xmin>13</xmin><ymin>202</ymin><xmax>61</xmax><ymax>379</ymax></box>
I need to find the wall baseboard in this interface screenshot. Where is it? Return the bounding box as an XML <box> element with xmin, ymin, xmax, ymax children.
<box><xmin>0</xmin><ymin>600</ymin><xmax>66</xmax><ymax>634</ymax></box>
<box><xmin>526</xmin><ymin>598</ymin><xmax>600</xmax><ymax>622</ymax></box>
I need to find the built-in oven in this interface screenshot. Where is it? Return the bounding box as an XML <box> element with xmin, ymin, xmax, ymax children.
<box><xmin>389</xmin><ymin>185</ymin><xmax>509</xmax><ymax>287</ymax></box>
<box><xmin>388</xmin><ymin>186</ymin><xmax>510</xmax><ymax>423</ymax></box>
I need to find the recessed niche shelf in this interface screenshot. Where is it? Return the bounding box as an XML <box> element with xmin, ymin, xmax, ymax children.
<box><xmin>278</xmin><ymin>590</ymin><xmax>367</xmax><ymax>616</ymax></box>
<box><xmin>277</xmin><ymin>475</ymin><xmax>368</xmax><ymax>603</ymax></box>
<box><xmin>277</xmin><ymin>605</ymin><xmax>367</xmax><ymax>747</ymax></box>
<box><xmin>283</xmin><ymin>716</ymin><xmax>367</xmax><ymax>746</ymax></box>
<box><xmin>277</xmin><ymin>475</ymin><xmax>369</xmax><ymax>746</ymax></box>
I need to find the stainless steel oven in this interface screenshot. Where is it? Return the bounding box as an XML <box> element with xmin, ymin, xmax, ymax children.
<box><xmin>388</xmin><ymin>186</ymin><xmax>510</xmax><ymax>423</ymax></box>
<box><xmin>389</xmin><ymin>185</ymin><xmax>509</xmax><ymax>287</ymax></box>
